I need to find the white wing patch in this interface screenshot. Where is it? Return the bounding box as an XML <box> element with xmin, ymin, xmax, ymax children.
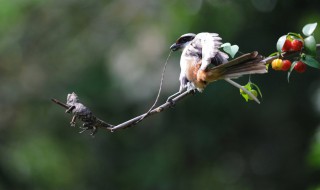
<box><xmin>190</xmin><ymin>33</ymin><xmax>224</xmax><ymax>71</ymax></box>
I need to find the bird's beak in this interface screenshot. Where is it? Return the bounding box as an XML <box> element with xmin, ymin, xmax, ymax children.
<box><xmin>170</xmin><ymin>43</ymin><xmax>180</xmax><ymax>51</ymax></box>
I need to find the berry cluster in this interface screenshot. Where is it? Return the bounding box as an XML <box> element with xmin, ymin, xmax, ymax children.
<box><xmin>271</xmin><ymin>59</ymin><xmax>306</xmax><ymax>73</ymax></box>
<box><xmin>282</xmin><ymin>39</ymin><xmax>304</xmax><ymax>52</ymax></box>
<box><xmin>239</xmin><ymin>23</ymin><xmax>318</xmax><ymax>103</ymax></box>
<box><xmin>270</xmin><ymin>23</ymin><xmax>319</xmax><ymax>80</ymax></box>
<box><xmin>272</xmin><ymin>34</ymin><xmax>307</xmax><ymax>73</ymax></box>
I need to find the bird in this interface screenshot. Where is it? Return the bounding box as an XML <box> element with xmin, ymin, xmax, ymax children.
<box><xmin>168</xmin><ymin>32</ymin><xmax>267</xmax><ymax>103</ymax></box>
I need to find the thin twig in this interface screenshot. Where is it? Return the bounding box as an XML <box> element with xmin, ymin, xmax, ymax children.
<box><xmin>109</xmin><ymin>89</ymin><xmax>194</xmax><ymax>131</ymax></box>
<box><xmin>51</xmin><ymin>98</ymin><xmax>69</xmax><ymax>109</ymax></box>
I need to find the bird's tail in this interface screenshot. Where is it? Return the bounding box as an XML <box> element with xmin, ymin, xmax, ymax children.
<box><xmin>198</xmin><ymin>51</ymin><xmax>267</xmax><ymax>83</ymax></box>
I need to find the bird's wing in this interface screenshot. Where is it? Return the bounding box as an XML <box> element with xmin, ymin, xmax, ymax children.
<box><xmin>189</xmin><ymin>33</ymin><xmax>225</xmax><ymax>71</ymax></box>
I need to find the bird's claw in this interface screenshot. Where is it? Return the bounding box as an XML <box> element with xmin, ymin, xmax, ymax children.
<box><xmin>69</xmin><ymin>115</ymin><xmax>77</xmax><ymax>127</ymax></box>
<box><xmin>190</xmin><ymin>89</ymin><xmax>197</xmax><ymax>95</ymax></box>
<box><xmin>166</xmin><ymin>98</ymin><xmax>176</xmax><ymax>107</ymax></box>
<box><xmin>70</xmin><ymin>121</ymin><xmax>76</xmax><ymax>127</ymax></box>
<box><xmin>79</xmin><ymin>123</ymin><xmax>97</xmax><ymax>136</ymax></box>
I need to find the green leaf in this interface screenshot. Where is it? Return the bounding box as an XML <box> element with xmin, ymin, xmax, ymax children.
<box><xmin>302</xmin><ymin>55</ymin><xmax>320</xmax><ymax>69</ymax></box>
<box><xmin>244</xmin><ymin>82</ymin><xmax>252</xmax><ymax>89</ymax></box>
<box><xmin>304</xmin><ymin>35</ymin><xmax>317</xmax><ymax>56</ymax></box>
<box><xmin>239</xmin><ymin>82</ymin><xmax>262</xmax><ymax>102</ymax></box>
<box><xmin>269</xmin><ymin>52</ymin><xmax>280</xmax><ymax>57</ymax></box>
<box><xmin>287</xmin><ymin>61</ymin><xmax>298</xmax><ymax>82</ymax></box>
<box><xmin>229</xmin><ymin>45</ymin><xmax>239</xmax><ymax>58</ymax></box>
<box><xmin>221</xmin><ymin>42</ymin><xmax>239</xmax><ymax>58</ymax></box>
<box><xmin>220</xmin><ymin>43</ymin><xmax>231</xmax><ymax>47</ymax></box>
<box><xmin>250</xmin><ymin>82</ymin><xmax>263</xmax><ymax>98</ymax></box>
<box><xmin>239</xmin><ymin>83</ymin><xmax>251</xmax><ymax>102</ymax></box>
<box><xmin>287</xmin><ymin>32</ymin><xmax>303</xmax><ymax>40</ymax></box>
<box><xmin>276</xmin><ymin>35</ymin><xmax>286</xmax><ymax>52</ymax></box>
<box><xmin>240</xmin><ymin>90</ymin><xmax>249</xmax><ymax>101</ymax></box>
<box><xmin>302</xmin><ymin>22</ymin><xmax>317</xmax><ymax>36</ymax></box>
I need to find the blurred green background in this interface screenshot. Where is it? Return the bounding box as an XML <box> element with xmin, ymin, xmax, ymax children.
<box><xmin>1</xmin><ymin>0</ymin><xmax>320</xmax><ymax>189</ymax></box>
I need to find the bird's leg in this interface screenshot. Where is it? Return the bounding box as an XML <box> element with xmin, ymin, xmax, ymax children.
<box><xmin>166</xmin><ymin>90</ymin><xmax>184</xmax><ymax>105</ymax></box>
<box><xmin>70</xmin><ymin>115</ymin><xmax>77</xmax><ymax>127</ymax></box>
<box><xmin>166</xmin><ymin>75</ymin><xmax>188</xmax><ymax>104</ymax></box>
<box><xmin>79</xmin><ymin>122</ymin><xmax>97</xmax><ymax>136</ymax></box>
<box><xmin>166</xmin><ymin>86</ymin><xmax>197</xmax><ymax>106</ymax></box>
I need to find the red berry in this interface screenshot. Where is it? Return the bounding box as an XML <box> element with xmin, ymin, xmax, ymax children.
<box><xmin>281</xmin><ymin>60</ymin><xmax>292</xmax><ymax>71</ymax></box>
<box><xmin>294</xmin><ymin>61</ymin><xmax>307</xmax><ymax>73</ymax></box>
<box><xmin>282</xmin><ymin>39</ymin><xmax>292</xmax><ymax>52</ymax></box>
<box><xmin>291</xmin><ymin>39</ymin><xmax>303</xmax><ymax>51</ymax></box>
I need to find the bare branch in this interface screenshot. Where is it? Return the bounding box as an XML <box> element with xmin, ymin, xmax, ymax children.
<box><xmin>109</xmin><ymin>89</ymin><xmax>195</xmax><ymax>131</ymax></box>
<box><xmin>52</xmin><ymin>90</ymin><xmax>194</xmax><ymax>134</ymax></box>
<box><xmin>51</xmin><ymin>98</ymin><xmax>69</xmax><ymax>109</ymax></box>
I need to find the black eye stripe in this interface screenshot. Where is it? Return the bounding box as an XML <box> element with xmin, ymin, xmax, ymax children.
<box><xmin>179</xmin><ymin>38</ymin><xmax>187</xmax><ymax>43</ymax></box>
<box><xmin>177</xmin><ymin>36</ymin><xmax>194</xmax><ymax>44</ymax></box>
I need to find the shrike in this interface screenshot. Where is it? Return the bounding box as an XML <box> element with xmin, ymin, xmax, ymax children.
<box><xmin>169</xmin><ymin>32</ymin><xmax>267</xmax><ymax>103</ymax></box>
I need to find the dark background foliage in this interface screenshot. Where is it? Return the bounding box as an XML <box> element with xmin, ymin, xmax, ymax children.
<box><xmin>1</xmin><ymin>0</ymin><xmax>320</xmax><ymax>189</ymax></box>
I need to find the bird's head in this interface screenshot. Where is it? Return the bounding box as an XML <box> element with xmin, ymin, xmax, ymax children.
<box><xmin>170</xmin><ymin>33</ymin><xmax>196</xmax><ymax>51</ymax></box>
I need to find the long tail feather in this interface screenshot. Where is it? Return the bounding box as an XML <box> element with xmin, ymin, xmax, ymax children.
<box><xmin>200</xmin><ymin>51</ymin><xmax>267</xmax><ymax>82</ymax></box>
